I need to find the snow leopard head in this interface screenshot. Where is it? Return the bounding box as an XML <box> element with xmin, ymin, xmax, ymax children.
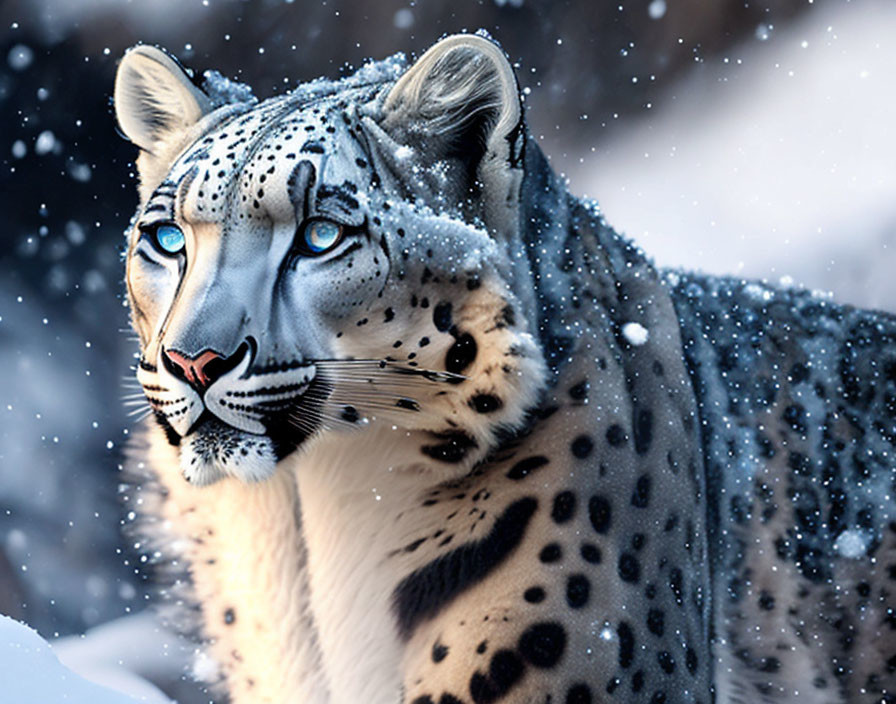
<box><xmin>114</xmin><ymin>35</ymin><xmax>547</xmax><ymax>485</ymax></box>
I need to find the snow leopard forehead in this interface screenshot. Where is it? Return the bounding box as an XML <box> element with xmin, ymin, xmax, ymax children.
<box><xmin>139</xmin><ymin>85</ymin><xmax>382</xmax><ymax>227</ymax></box>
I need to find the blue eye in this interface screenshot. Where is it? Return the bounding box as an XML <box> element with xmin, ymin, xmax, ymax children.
<box><xmin>154</xmin><ymin>224</ymin><xmax>186</xmax><ymax>255</ymax></box>
<box><xmin>300</xmin><ymin>220</ymin><xmax>344</xmax><ymax>255</ymax></box>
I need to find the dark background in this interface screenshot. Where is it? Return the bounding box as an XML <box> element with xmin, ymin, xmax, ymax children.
<box><xmin>0</xmin><ymin>0</ymin><xmax>892</xmax><ymax>697</ymax></box>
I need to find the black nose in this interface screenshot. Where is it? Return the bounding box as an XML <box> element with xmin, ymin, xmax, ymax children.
<box><xmin>162</xmin><ymin>341</ymin><xmax>250</xmax><ymax>391</ymax></box>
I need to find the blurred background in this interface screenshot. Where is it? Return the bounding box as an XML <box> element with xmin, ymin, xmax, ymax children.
<box><xmin>0</xmin><ymin>0</ymin><xmax>893</xmax><ymax>700</ymax></box>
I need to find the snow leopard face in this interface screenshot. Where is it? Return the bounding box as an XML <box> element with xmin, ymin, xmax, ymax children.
<box><xmin>116</xmin><ymin>41</ymin><xmax>546</xmax><ymax>485</ymax></box>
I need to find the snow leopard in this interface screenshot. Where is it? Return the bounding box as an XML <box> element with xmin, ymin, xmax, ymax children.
<box><xmin>114</xmin><ymin>34</ymin><xmax>896</xmax><ymax>704</ymax></box>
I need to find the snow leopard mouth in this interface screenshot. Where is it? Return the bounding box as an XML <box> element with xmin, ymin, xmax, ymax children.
<box><xmin>153</xmin><ymin>359</ymin><xmax>463</xmax><ymax>451</ymax></box>
<box><xmin>148</xmin><ymin>358</ymin><xmax>464</xmax><ymax>484</ymax></box>
<box><xmin>155</xmin><ymin>374</ymin><xmax>328</xmax><ymax>458</ymax></box>
<box><xmin>155</xmin><ymin>375</ymin><xmax>329</xmax><ymax>485</ymax></box>
<box><xmin>179</xmin><ymin>408</ymin><xmax>317</xmax><ymax>464</ymax></box>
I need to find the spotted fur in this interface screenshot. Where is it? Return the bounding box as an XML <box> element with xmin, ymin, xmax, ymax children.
<box><xmin>115</xmin><ymin>35</ymin><xmax>896</xmax><ymax>704</ymax></box>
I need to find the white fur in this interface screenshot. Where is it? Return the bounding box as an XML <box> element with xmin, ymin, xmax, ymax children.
<box><xmin>293</xmin><ymin>428</ymin><xmax>436</xmax><ymax>703</ymax></box>
<box><xmin>143</xmin><ymin>430</ymin><xmax>329</xmax><ymax>703</ymax></box>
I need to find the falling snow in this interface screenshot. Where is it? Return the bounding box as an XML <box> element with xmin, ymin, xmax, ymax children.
<box><xmin>833</xmin><ymin>529</ymin><xmax>870</xmax><ymax>559</ymax></box>
<box><xmin>621</xmin><ymin>321</ymin><xmax>649</xmax><ymax>346</ymax></box>
<box><xmin>1</xmin><ymin>0</ymin><xmax>894</xmax><ymax>701</ymax></box>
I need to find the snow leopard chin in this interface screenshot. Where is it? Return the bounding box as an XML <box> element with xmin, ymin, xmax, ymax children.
<box><xmin>179</xmin><ymin>417</ymin><xmax>279</xmax><ymax>486</ymax></box>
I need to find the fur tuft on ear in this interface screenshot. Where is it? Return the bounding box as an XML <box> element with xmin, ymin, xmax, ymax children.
<box><xmin>114</xmin><ymin>45</ymin><xmax>212</xmax><ymax>154</ymax></box>
<box><xmin>382</xmin><ymin>34</ymin><xmax>521</xmax><ymax>165</ymax></box>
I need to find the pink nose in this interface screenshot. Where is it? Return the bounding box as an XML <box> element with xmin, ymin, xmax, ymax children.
<box><xmin>163</xmin><ymin>348</ymin><xmax>223</xmax><ymax>389</ymax></box>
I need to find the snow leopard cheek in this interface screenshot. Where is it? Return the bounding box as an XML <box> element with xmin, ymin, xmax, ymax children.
<box><xmin>127</xmin><ymin>254</ymin><xmax>180</xmax><ymax>345</ymax></box>
<box><xmin>286</xmin><ymin>241</ymin><xmax>389</xmax><ymax>320</ymax></box>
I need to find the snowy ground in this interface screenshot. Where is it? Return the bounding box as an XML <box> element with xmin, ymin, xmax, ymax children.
<box><xmin>2</xmin><ymin>614</ymin><xmax>141</xmax><ymax>703</ymax></box>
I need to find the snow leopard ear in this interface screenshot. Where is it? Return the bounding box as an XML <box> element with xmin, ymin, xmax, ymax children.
<box><xmin>382</xmin><ymin>34</ymin><xmax>522</xmax><ymax>171</ymax></box>
<box><xmin>114</xmin><ymin>45</ymin><xmax>212</xmax><ymax>154</ymax></box>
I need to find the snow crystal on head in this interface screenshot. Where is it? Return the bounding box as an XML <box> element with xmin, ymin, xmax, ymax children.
<box><xmin>349</xmin><ymin>51</ymin><xmax>407</xmax><ymax>85</ymax></box>
<box><xmin>202</xmin><ymin>70</ymin><xmax>256</xmax><ymax>108</ymax></box>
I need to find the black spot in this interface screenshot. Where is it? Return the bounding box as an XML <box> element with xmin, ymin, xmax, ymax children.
<box><xmin>566</xmin><ymin>574</ymin><xmax>590</xmax><ymax>609</ymax></box>
<box><xmin>783</xmin><ymin>403</ymin><xmax>807</xmax><ymax>435</ymax></box>
<box><xmin>685</xmin><ymin>647</ymin><xmax>698</xmax><ymax>675</ymax></box>
<box><xmin>568</xmin><ymin>380</ymin><xmax>589</xmax><ymax>401</ymax></box>
<box><xmin>632</xmin><ymin>670</ymin><xmax>644</xmax><ymax>692</ymax></box>
<box><xmin>646</xmin><ymin>608</ymin><xmax>664</xmax><ymax>637</ymax></box>
<box><xmin>631</xmin><ymin>474</ymin><xmax>652</xmax><ymax>509</ymax></box>
<box><xmin>477</xmin><ymin>640</ymin><xmax>488</xmax><ymax>654</ymax></box>
<box><xmin>499</xmin><ymin>305</ymin><xmax>516</xmax><ymax>327</ymax></box>
<box><xmin>657</xmin><ymin>651</ymin><xmax>675</xmax><ymax>674</ymax></box>
<box><xmin>433</xmin><ymin>302</ymin><xmax>453</xmax><ymax>332</ymax></box>
<box><xmin>419</xmin><ymin>336</ymin><xmax>431</xmax><ymax>347</ymax></box>
<box><xmin>524</xmin><ymin>587</ymin><xmax>546</xmax><ymax>603</ymax></box>
<box><xmin>506</xmin><ymin>455</ymin><xmax>549</xmax><ymax>480</ymax></box>
<box><xmin>396</xmin><ymin>398</ymin><xmax>421</xmax><ymax>412</ymax></box>
<box><xmin>432</xmin><ymin>642</ymin><xmax>449</xmax><ymax>663</ymax></box>
<box><xmin>633</xmin><ymin>408</ymin><xmax>653</xmax><ymax>455</ymax></box>
<box><xmin>384</xmin><ymin>307</ymin><xmax>395</xmax><ymax>322</ymax></box>
<box><xmin>223</xmin><ymin>608</ymin><xmax>235</xmax><ymax>625</ymax></box>
<box><xmin>410</xmin><ymin>697</ymin><xmax>433</xmax><ymax>704</ymax></box>
<box><xmin>446</xmin><ymin>333</ymin><xmax>477</xmax><ymax>374</ymax></box>
<box><xmin>517</xmin><ymin>622</ymin><xmax>566</xmax><ymax>668</ymax></box>
<box><xmin>729</xmin><ymin>496</ymin><xmax>750</xmax><ymax>525</ymax></box>
<box><xmin>571</xmin><ymin>435</ymin><xmax>594</xmax><ymax>459</ymax></box>
<box><xmin>153</xmin><ymin>410</ymin><xmax>182</xmax><ymax>447</ymax></box>
<box><xmin>551</xmin><ymin>491</ymin><xmax>576</xmax><ymax>523</ymax></box>
<box><xmin>790</xmin><ymin>362</ymin><xmax>809</xmax><ymax>384</ymax></box>
<box><xmin>669</xmin><ymin>568</ymin><xmax>684</xmax><ymax>605</ymax></box>
<box><xmin>469</xmin><ymin>649</ymin><xmax>524</xmax><ymax>704</ymax></box>
<box><xmin>606</xmin><ymin>424</ymin><xmax>628</xmax><ymax>447</ymax></box>
<box><xmin>758</xmin><ymin>591</ymin><xmax>775</xmax><ymax>611</ymax></box>
<box><xmin>300</xmin><ymin>140</ymin><xmax>324</xmax><ymax>154</ymax></box>
<box><xmin>617</xmin><ymin>622</ymin><xmax>635</xmax><ymax>668</ymax></box>
<box><xmin>566</xmin><ymin>684</ymin><xmax>592</xmax><ymax>704</ymax></box>
<box><xmin>470</xmin><ymin>394</ymin><xmax>503</xmax><ymax>414</ymax></box>
<box><xmin>341</xmin><ymin>406</ymin><xmax>360</xmax><ymax>423</ymax></box>
<box><xmin>759</xmin><ymin>656</ymin><xmax>780</xmax><ymax>673</ymax></box>
<box><xmin>795</xmin><ymin>543</ymin><xmax>829</xmax><ymax>583</ymax></box>
<box><xmin>421</xmin><ymin>431</ymin><xmax>477</xmax><ymax>463</ymax></box>
<box><xmin>588</xmin><ymin>495</ymin><xmax>612</xmax><ymax>534</ymax></box>
<box><xmin>618</xmin><ymin>553</ymin><xmax>640</xmax><ymax>583</ymax></box>
<box><xmin>663</xmin><ymin>512</ymin><xmax>679</xmax><ymax>533</ymax></box>
<box><xmin>539</xmin><ymin>543</ymin><xmax>562</xmax><ymax>563</ymax></box>
<box><xmin>404</xmin><ymin>538</ymin><xmax>426</xmax><ymax>553</ymax></box>
<box><xmin>393</xmin><ymin>498</ymin><xmax>538</xmax><ymax>638</ymax></box>
<box><xmin>580</xmin><ymin>543</ymin><xmax>601</xmax><ymax>564</ymax></box>
<box><xmin>536</xmin><ymin>404</ymin><xmax>559</xmax><ymax>420</ymax></box>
